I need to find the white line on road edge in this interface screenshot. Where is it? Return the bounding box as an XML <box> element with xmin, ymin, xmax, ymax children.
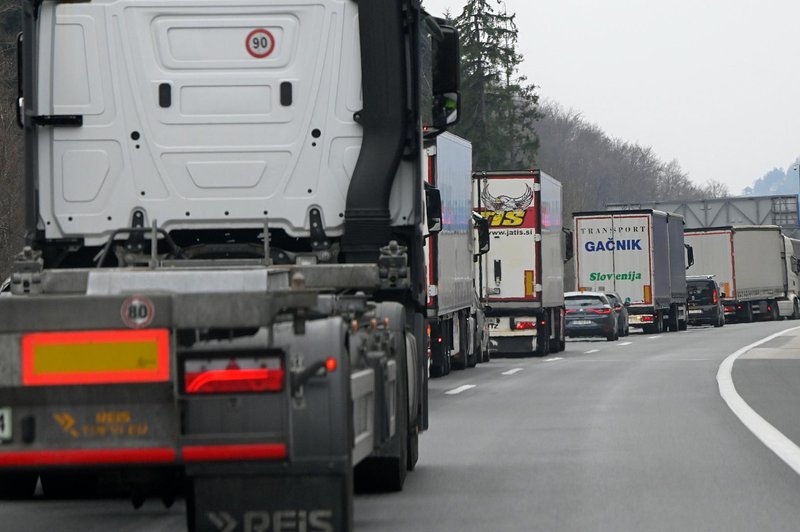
<box><xmin>585</xmin><ymin>349</ymin><xmax>600</xmax><ymax>354</ymax></box>
<box><xmin>648</xmin><ymin>336</ymin><xmax>662</xmax><ymax>339</ymax></box>
<box><xmin>445</xmin><ymin>384</ymin><xmax>477</xmax><ymax>395</ymax></box>
<box><xmin>618</xmin><ymin>342</ymin><xmax>632</xmax><ymax>346</ymax></box>
<box><xmin>544</xmin><ymin>357</ymin><xmax>563</xmax><ymax>362</ymax></box>
<box><xmin>501</xmin><ymin>368</ymin><xmax>524</xmax><ymax>376</ymax></box>
<box><xmin>717</xmin><ymin>326</ymin><xmax>800</xmax><ymax>475</ymax></box>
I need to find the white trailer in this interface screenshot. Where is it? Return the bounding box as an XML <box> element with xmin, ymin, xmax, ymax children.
<box><xmin>474</xmin><ymin>170</ymin><xmax>568</xmax><ymax>356</ymax></box>
<box><xmin>685</xmin><ymin>226</ymin><xmax>800</xmax><ymax>321</ymax></box>
<box><xmin>425</xmin><ymin>133</ymin><xmax>489</xmax><ymax>376</ymax></box>
<box><xmin>574</xmin><ymin>210</ymin><xmax>691</xmax><ymax>333</ymax></box>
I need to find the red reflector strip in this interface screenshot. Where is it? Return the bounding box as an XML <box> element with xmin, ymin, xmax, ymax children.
<box><xmin>514</xmin><ymin>321</ymin><xmax>536</xmax><ymax>330</ymax></box>
<box><xmin>0</xmin><ymin>447</ymin><xmax>176</xmax><ymax>467</ymax></box>
<box><xmin>641</xmin><ymin>315</ymin><xmax>654</xmax><ymax>322</ymax></box>
<box><xmin>182</xmin><ymin>443</ymin><xmax>287</xmax><ymax>462</ymax></box>
<box><xmin>185</xmin><ymin>368</ymin><xmax>284</xmax><ymax>394</ymax></box>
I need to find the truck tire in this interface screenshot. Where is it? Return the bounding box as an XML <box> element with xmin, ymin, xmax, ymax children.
<box><xmin>535</xmin><ymin>317</ymin><xmax>550</xmax><ymax>356</ymax></box>
<box><xmin>354</xmin><ymin>308</ymin><xmax>410</xmax><ymax>493</ymax></box>
<box><xmin>0</xmin><ymin>473</ymin><xmax>37</xmax><ymax>499</ymax></box>
<box><xmin>741</xmin><ymin>302</ymin><xmax>754</xmax><ymax>323</ymax></box>
<box><xmin>769</xmin><ymin>303</ymin><xmax>779</xmax><ymax>321</ymax></box>
<box><xmin>668</xmin><ymin>307</ymin><xmax>679</xmax><ymax>332</ymax></box>
<box><xmin>549</xmin><ymin>311</ymin><xmax>561</xmax><ymax>353</ymax></box>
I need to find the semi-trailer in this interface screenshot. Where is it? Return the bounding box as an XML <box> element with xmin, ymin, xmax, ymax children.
<box><xmin>574</xmin><ymin>210</ymin><xmax>693</xmax><ymax>334</ymax></box>
<box><xmin>425</xmin><ymin>133</ymin><xmax>490</xmax><ymax>377</ymax></box>
<box><xmin>685</xmin><ymin>226</ymin><xmax>800</xmax><ymax>321</ymax></box>
<box><xmin>0</xmin><ymin>1</ymin><xmax>462</xmax><ymax>530</ymax></box>
<box><xmin>474</xmin><ymin>170</ymin><xmax>569</xmax><ymax>356</ymax></box>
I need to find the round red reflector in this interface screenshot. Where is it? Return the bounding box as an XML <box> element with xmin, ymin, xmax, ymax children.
<box><xmin>325</xmin><ymin>357</ymin><xmax>337</xmax><ymax>373</ymax></box>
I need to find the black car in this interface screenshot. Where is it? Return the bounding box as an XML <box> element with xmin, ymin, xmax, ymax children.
<box><xmin>605</xmin><ymin>292</ymin><xmax>630</xmax><ymax>337</ymax></box>
<box><xmin>687</xmin><ymin>275</ymin><xmax>724</xmax><ymax>327</ymax></box>
<box><xmin>565</xmin><ymin>292</ymin><xmax>619</xmax><ymax>341</ymax></box>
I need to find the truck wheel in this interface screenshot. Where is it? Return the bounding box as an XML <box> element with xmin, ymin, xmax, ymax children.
<box><xmin>535</xmin><ymin>318</ymin><xmax>550</xmax><ymax>356</ymax></box>
<box><xmin>667</xmin><ymin>308</ymin><xmax>679</xmax><ymax>332</ymax></box>
<box><xmin>0</xmin><ymin>473</ymin><xmax>37</xmax><ymax>499</ymax></box>
<box><xmin>742</xmin><ymin>302</ymin><xmax>754</xmax><ymax>323</ymax></box>
<box><xmin>354</xmin><ymin>320</ymin><xmax>410</xmax><ymax>492</ymax></box>
<box><xmin>549</xmin><ymin>312</ymin><xmax>561</xmax><ymax>353</ymax></box>
<box><xmin>770</xmin><ymin>303</ymin><xmax>779</xmax><ymax>321</ymax></box>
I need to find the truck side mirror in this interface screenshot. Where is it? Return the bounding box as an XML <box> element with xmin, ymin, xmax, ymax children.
<box><xmin>685</xmin><ymin>243</ymin><xmax>694</xmax><ymax>269</ymax></box>
<box><xmin>563</xmin><ymin>228</ymin><xmax>574</xmax><ymax>263</ymax></box>
<box><xmin>431</xmin><ymin>23</ymin><xmax>460</xmax><ymax>128</ymax></box>
<box><xmin>474</xmin><ymin>215</ymin><xmax>490</xmax><ymax>259</ymax></box>
<box><xmin>425</xmin><ymin>186</ymin><xmax>442</xmax><ymax>233</ymax></box>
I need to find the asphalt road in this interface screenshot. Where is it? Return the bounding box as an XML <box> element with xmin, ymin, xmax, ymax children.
<box><xmin>4</xmin><ymin>321</ymin><xmax>800</xmax><ymax>531</ymax></box>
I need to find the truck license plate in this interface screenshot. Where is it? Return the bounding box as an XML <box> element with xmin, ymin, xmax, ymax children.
<box><xmin>0</xmin><ymin>408</ymin><xmax>11</xmax><ymax>441</ymax></box>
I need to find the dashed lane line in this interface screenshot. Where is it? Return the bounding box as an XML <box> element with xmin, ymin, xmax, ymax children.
<box><xmin>717</xmin><ymin>326</ymin><xmax>800</xmax><ymax>476</ymax></box>
<box><xmin>648</xmin><ymin>336</ymin><xmax>662</xmax><ymax>339</ymax></box>
<box><xmin>501</xmin><ymin>368</ymin><xmax>524</xmax><ymax>376</ymax></box>
<box><xmin>445</xmin><ymin>384</ymin><xmax>477</xmax><ymax>395</ymax></box>
<box><xmin>585</xmin><ymin>349</ymin><xmax>600</xmax><ymax>354</ymax></box>
<box><xmin>618</xmin><ymin>341</ymin><xmax>632</xmax><ymax>346</ymax></box>
<box><xmin>543</xmin><ymin>357</ymin><xmax>563</xmax><ymax>362</ymax></box>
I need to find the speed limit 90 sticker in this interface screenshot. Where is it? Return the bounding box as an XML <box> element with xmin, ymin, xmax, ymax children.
<box><xmin>246</xmin><ymin>28</ymin><xmax>276</xmax><ymax>59</ymax></box>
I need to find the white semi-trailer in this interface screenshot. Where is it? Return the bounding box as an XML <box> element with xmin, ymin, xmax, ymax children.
<box><xmin>1</xmin><ymin>1</ymin><xmax>462</xmax><ymax>529</ymax></box>
<box><xmin>574</xmin><ymin>210</ymin><xmax>692</xmax><ymax>333</ymax></box>
<box><xmin>685</xmin><ymin>226</ymin><xmax>800</xmax><ymax>321</ymax></box>
<box><xmin>425</xmin><ymin>133</ymin><xmax>490</xmax><ymax>377</ymax></box>
<box><xmin>474</xmin><ymin>170</ymin><xmax>569</xmax><ymax>356</ymax></box>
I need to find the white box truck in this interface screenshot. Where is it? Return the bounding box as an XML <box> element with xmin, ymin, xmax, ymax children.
<box><xmin>474</xmin><ymin>170</ymin><xmax>569</xmax><ymax>355</ymax></box>
<box><xmin>425</xmin><ymin>133</ymin><xmax>490</xmax><ymax>376</ymax></box>
<box><xmin>685</xmin><ymin>226</ymin><xmax>800</xmax><ymax>321</ymax></box>
<box><xmin>574</xmin><ymin>210</ymin><xmax>692</xmax><ymax>333</ymax></box>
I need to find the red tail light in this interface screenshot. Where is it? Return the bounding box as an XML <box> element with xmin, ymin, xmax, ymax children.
<box><xmin>641</xmin><ymin>315</ymin><xmax>654</xmax><ymax>322</ymax></box>
<box><xmin>591</xmin><ymin>308</ymin><xmax>612</xmax><ymax>315</ymax></box>
<box><xmin>185</xmin><ymin>368</ymin><xmax>284</xmax><ymax>394</ymax></box>
<box><xmin>712</xmin><ymin>289</ymin><xmax>718</xmax><ymax>305</ymax></box>
<box><xmin>565</xmin><ymin>309</ymin><xmax>577</xmax><ymax>314</ymax></box>
<box><xmin>615</xmin><ymin>305</ymin><xmax>622</xmax><ymax>311</ymax></box>
<box><xmin>184</xmin><ymin>356</ymin><xmax>283</xmax><ymax>394</ymax></box>
<box><xmin>515</xmin><ymin>321</ymin><xmax>536</xmax><ymax>330</ymax></box>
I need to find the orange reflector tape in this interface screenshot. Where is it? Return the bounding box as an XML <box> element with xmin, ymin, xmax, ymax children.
<box><xmin>22</xmin><ymin>329</ymin><xmax>170</xmax><ymax>386</ymax></box>
<box><xmin>524</xmin><ymin>270</ymin><xmax>535</xmax><ymax>298</ymax></box>
<box><xmin>643</xmin><ymin>285</ymin><xmax>652</xmax><ymax>305</ymax></box>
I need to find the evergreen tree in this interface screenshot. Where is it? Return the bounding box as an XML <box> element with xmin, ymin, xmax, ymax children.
<box><xmin>451</xmin><ymin>0</ymin><xmax>540</xmax><ymax>170</ymax></box>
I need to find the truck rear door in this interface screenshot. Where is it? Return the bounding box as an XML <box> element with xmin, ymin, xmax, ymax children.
<box><xmin>475</xmin><ymin>173</ymin><xmax>540</xmax><ymax>303</ymax></box>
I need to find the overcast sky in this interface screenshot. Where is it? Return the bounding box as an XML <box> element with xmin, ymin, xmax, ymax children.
<box><xmin>423</xmin><ymin>0</ymin><xmax>800</xmax><ymax>193</ymax></box>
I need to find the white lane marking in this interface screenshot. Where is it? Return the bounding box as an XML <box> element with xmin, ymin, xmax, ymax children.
<box><xmin>502</xmin><ymin>368</ymin><xmax>524</xmax><ymax>376</ymax></box>
<box><xmin>543</xmin><ymin>357</ymin><xmax>563</xmax><ymax>362</ymax></box>
<box><xmin>618</xmin><ymin>342</ymin><xmax>633</xmax><ymax>346</ymax></box>
<box><xmin>585</xmin><ymin>349</ymin><xmax>600</xmax><ymax>354</ymax></box>
<box><xmin>648</xmin><ymin>336</ymin><xmax>662</xmax><ymax>339</ymax></box>
<box><xmin>445</xmin><ymin>384</ymin><xmax>477</xmax><ymax>395</ymax></box>
<box><xmin>717</xmin><ymin>326</ymin><xmax>800</xmax><ymax>475</ymax></box>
